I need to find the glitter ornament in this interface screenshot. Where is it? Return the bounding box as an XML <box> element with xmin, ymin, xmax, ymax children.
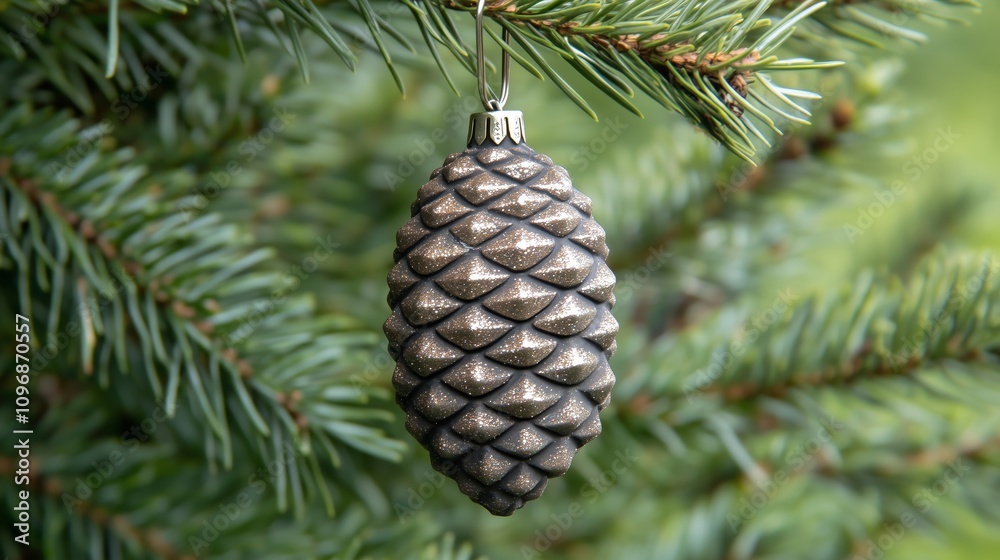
<box><xmin>384</xmin><ymin>108</ymin><xmax>617</xmax><ymax>515</ymax></box>
<box><xmin>382</xmin><ymin>0</ymin><xmax>616</xmax><ymax>516</ymax></box>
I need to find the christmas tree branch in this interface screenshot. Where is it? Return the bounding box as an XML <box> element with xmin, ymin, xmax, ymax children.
<box><xmin>1</xmin><ymin>0</ymin><xmax>973</xmax><ymax>159</ymax></box>
<box><xmin>0</xmin><ymin>455</ymin><xmax>186</xmax><ymax>560</ymax></box>
<box><xmin>599</xmin><ymin>95</ymin><xmax>857</xmax><ymax>348</ymax></box>
<box><xmin>611</xmin><ymin>250</ymin><xmax>1000</xmax><ymax>413</ymax></box>
<box><xmin>0</xmin><ymin>426</ymin><xmax>484</xmax><ymax>559</ymax></box>
<box><xmin>416</xmin><ymin>0</ymin><xmax>836</xmax><ymax>160</ymax></box>
<box><xmin>871</xmin><ymin>432</ymin><xmax>1000</xmax><ymax>475</ymax></box>
<box><xmin>681</xmin><ymin>430</ymin><xmax>999</xmax><ymax>558</ymax></box>
<box><xmin>445</xmin><ymin>0</ymin><xmax>762</xmax><ymax>102</ymax></box>
<box><xmin>776</xmin><ymin>0</ymin><xmax>979</xmax><ymax>45</ymax></box>
<box><xmin>728</xmin><ymin>429</ymin><xmax>1000</xmax><ymax>506</ymax></box>
<box><xmin>0</xmin><ymin>104</ymin><xmax>406</xmax><ymax>514</ymax></box>
<box><xmin>0</xmin><ymin>457</ymin><xmax>185</xmax><ymax>559</ymax></box>
<box><xmin>713</xmin><ymin>340</ymin><xmax>986</xmax><ymax>403</ymax></box>
<box><xmin>880</xmin><ymin>187</ymin><xmax>982</xmax><ymax>277</ymax></box>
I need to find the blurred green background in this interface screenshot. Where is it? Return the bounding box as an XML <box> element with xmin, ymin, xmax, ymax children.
<box><xmin>2</xmin><ymin>1</ymin><xmax>999</xmax><ymax>558</ymax></box>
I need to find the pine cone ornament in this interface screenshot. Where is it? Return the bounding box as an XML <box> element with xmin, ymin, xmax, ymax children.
<box><xmin>384</xmin><ymin>111</ymin><xmax>617</xmax><ymax>516</ymax></box>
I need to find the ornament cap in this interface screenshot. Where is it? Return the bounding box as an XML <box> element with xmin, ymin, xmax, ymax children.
<box><xmin>468</xmin><ymin>110</ymin><xmax>526</xmax><ymax>147</ymax></box>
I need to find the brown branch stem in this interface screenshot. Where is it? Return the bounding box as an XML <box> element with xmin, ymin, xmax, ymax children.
<box><xmin>443</xmin><ymin>0</ymin><xmax>760</xmax><ymax>100</ymax></box>
<box><xmin>2</xmin><ymin>168</ymin><xmax>309</xmax><ymax>427</ymax></box>
<box><xmin>712</xmin><ymin>342</ymin><xmax>984</xmax><ymax>404</ymax></box>
<box><xmin>0</xmin><ymin>455</ymin><xmax>187</xmax><ymax>560</ymax></box>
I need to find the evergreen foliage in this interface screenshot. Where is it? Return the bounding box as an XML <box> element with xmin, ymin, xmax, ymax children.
<box><xmin>1</xmin><ymin>0</ymin><xmax>997</xmax><ymax>558</ymax></box>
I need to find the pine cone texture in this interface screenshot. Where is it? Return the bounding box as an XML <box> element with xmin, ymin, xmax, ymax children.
<box><xmin>384</xmin><ymin>139</ymin><xmax>617</xmax><ymax>516</ymax></box>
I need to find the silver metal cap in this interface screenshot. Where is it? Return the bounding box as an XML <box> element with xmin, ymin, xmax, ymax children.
<box><xmin>467</xmin><ymin>110</ymin><xmax>526</xmax><ymax>147</ymax></box>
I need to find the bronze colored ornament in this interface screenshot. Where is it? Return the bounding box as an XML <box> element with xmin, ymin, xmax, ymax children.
<box><xmin>383</xmin><ymin>109</ymin><xmax>618</xmax><ymax>515</ymax></box>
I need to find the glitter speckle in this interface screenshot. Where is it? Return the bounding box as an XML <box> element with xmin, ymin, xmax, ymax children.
<box><xmin>441</xmin><ymin>357</ymin><xmax>513</xmax><ymax>397</ymax></box>
<box><xmin>569</xmin><ymin>219</ymin><xmax>609</xmax><ymax>257</ymax></box>
<box><xmin>529</xmin><ymin>203</ymin><xmax>581</xmax><ymax>237</ymax></box>
<box><xmin>582</xmin><ymin>308</ymin><xmax>619</xmax><ymax>350</ymax></box>
<box><xmin>529</xmin><ymin>438</ymin><xmax>576</xmax><ymax>476</ymax></box>
<box><xmin>402</xmin><ymin>332</ymin><xmax>464</xmax><ymax>376</ymax></box>
<box><xmin>494</xmin><ymin>424</ymin><xmax>551</xmax><ymax>458</ymax></box>
<box><xmin>489</xmin><ymin>188</ymin><xmax>551</xmax><ymax>219</ymax></box>
<box><xmin>413</xmin><ymin>381</ymin><xmax>468</xmax><ymax>421</ymax></box>
<box><xmin>455</xmin><ymin>172</ymin><xmax>516</xmax><ymax>205</ymax></box>
<box><xmin>434</xmin><ymin>257</ymin><xmax>508</xmax><ymax>300</ymax></box>
<box><xmin>533</xmin><ymin>294</ymin><xmax>597</xmax><ymax>336</ymax></box>
<box><xmin>430</xmin><ymin>429</ymin><xmax>475</xmax><ymax>459</ymax></box>
<box><xmin>400</xmin><ymin>284</ymin><xmax>462</xmax><ymax>326</ymax></box>
<box><xmin>480</xmin><ymin>227</ymin><xmax>555</xmax><ymax>271</ymax></box>
<box><xmin>421</xmin><ymin>193</ymin><xmax>472</xmax><ymax>228</ymax></box>
<box><xmin>500</xmin><ymin>463</ymin><xmax>545</xmax><ymax>496</ymax></box>
<box><xmin>579</xmin><ymin>362</ymin><xmax>615</xmax><ymax>407</ymax></box>
<box><xmin>494</xmin><ymin>157</ymin><xmax>544</xmax><ymax>182</ymax></box>
<box><xmin>383</xmin><ymin>308</ymin><xmax>416</xmax><ymax>355</ymax></box>
<box><xmin>451</xmin><ymin>402</ymin><xmax>514</xmax><ymax>444</ymax></box>
<box><xmin>449</xmin><ymin>212</ymin><xmax>511</xmax><ymax>246</ymax></box>
<box><xmin>536</xmin><ymin>392</ymin><xmax>592</xmax><ymax>435</ymax></box>
<box><xmin>391</xmin><ymin>363</ymin><xmax>423</xmax><ymax>398</ymax></box>
<box><xmin>417</xmin><ymin>175</ymin><xmax>447</xmax><ymax>204</ymax></box>
<box><xmin>568</xmin><ymin>191</ymin><xmax>593</xmax><ymax>215</ymax></box>
<box><xmin>485</xmin><ymin>331</ymin><xmax>558</xmax><ymax>368</ymax></box>
<box><xmin>436</xmin><ymin>306</ymin><xmax>514</xmax><ymax>351</ymax></box>
<box><xmin>476</xmin><ymin>147</ymin><xmax>513</xmax><ymax>164</ymax></box>
<box><xmin>386</xmin><ymin>260</ymin><xmax>419</xmax><ymax>307</ymax></box>
<box><xmin>462</xmin><ymin>447</ymin><xmax>517</xmax><ymax>485</ymax></box>
<box><xmin>529</xmin><ymin>166</ymin><xmax>573</xmax><ymax>200</ymax></box>
<box><xmin>529</xmin><ymin>245</ymin><xmax>593</xmax><ymax>288</ymax></box>
<box><xmin>486</xmin><ymin>374</ymin><xmax>561</xmax><ymax>418</ymax></box>
<box><xmin>395</xmin><ymin>215</ymin><xmax>431</xmax><ymax>252</ymax></box>
<box><xmin>535</xmin><ymin>343</ymin><xmax>599</xmax><ymax>385</ymax></box>
<box><xmin>578</xmin><ymin>260</ymin><xmax>616</xmax><ymax>303</ymax></box>
<box><xmin>444</xmin><ymin>156</ymin><xmax>483</xmax><ymax>182</ymax></box>
<box><xmin>483</xmin><ymin>278</ymin><xmax>558</xmax><ymax>321</ymax></box>
<box><xmin>406</xmin><ymin>233</ymin><xmax>467</xmax><ymax>275</ymax></box>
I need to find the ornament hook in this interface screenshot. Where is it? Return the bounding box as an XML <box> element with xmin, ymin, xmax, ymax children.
<box><xmin>475</xmin><ymin>0</ymin><xmax>510</xmax><ymax>111</ymax></box>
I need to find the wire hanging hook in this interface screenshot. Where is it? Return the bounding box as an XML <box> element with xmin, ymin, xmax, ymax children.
<box><xmin>476</xmin><ymin>0</ymin><xmax>510</xmax><ymax>111</ymax></box>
